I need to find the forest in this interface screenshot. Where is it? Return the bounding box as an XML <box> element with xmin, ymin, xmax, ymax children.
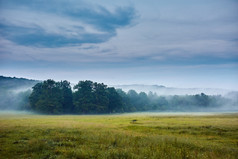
<box><xmin>0</xmin><ymin>76</ymin><xmax>237</xmax><ymax>114</ymax></box>
<box><xmin>27</xmin><ymin>79</ymin><xmax>237</xmax><ymax>114</ymax></box>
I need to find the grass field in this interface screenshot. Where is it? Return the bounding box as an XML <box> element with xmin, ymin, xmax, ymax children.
<box><xmin>0</xmin><ymin>112</ymin><xmax>238</xmax><ymax>159</ymax></box>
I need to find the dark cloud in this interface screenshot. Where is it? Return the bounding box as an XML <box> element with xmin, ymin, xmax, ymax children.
<box><xmin>65</xmin><ymin>6</ymin><xmax>137</xmax><ymax>32</ymax></box>
<box><xmin>0</xmin><ymin>0</ymin><xmax>137</xmax><ymax>47</ymax></box>
<box><xmin>0</xmin><ymin>23</ymin><xmax>114</xmax><ymax>47</ymax></box>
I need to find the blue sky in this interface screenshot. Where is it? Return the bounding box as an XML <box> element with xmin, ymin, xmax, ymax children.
<box><xmin>0</xmin><ymin>0</ymin><xmax>238</xmax><ymax>90</ymax></box>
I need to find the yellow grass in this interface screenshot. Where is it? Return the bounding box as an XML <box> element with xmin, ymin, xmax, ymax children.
<box><xmin>0</xmin><ymin>112</ymin><xmax>238</xmax><ymax>158</ymax></box>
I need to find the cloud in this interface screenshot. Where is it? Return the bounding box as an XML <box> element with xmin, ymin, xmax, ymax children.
<box><xmin>0</xmin><ymin>0</ymin><xmax>137</xmax><ymax>47</ymax></box>
<box><xmin>0</xmin><ymin>0</ymin><xmax>237</xmax><ymax>64</ymax></box>
<box><xmin>0</xmin><ymin>0</ymin><xmax>237</xmax><ymax>91</ymax></box>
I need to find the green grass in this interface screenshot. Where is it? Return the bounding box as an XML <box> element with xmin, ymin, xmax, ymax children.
<box><xmin>0</xmin><ymin>113</ymin><xmax>238</xmax><ymax>159</ymax></box>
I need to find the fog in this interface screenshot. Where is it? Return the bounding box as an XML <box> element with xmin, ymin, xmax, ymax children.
<box><xmin>123</xmin><ymin>88</ymin><xmax>238</xmax><ymax>113</ymax></box>
<box><xmin>0</xmin><ymin>76</ymin><xmax>237</xmax><ymax>114</ymax></box>
<box><xmin>0</xmin><ymin>76</ymin><xmax>38</xmax><ymax>110</ymax></box>
<box><xmin>0</xmin><ymin>109</ymin><xmax>237</xmax><ymax>116</ymax></box>
<box><xmin>0</xmin><ymin>88</ymin><xmax>32</xmax><ymax>110</ymax></box>
<box><xmin>0</xmin><ymin>110</ymin><xmax>35</xmax><ymax>115</ymax></box>
<box><xmin>1</xmin><ymin>86</ymin><xmax>237</xmax><ymax>113</ymax></box>
<box><xmin>113</xmin><ymin>84</ymin><xmax>232</xmax><ymax>96</ymax></box>
<box><xmin>122</xmin><ymin>111</ymin><xmax>238</xmax><ymax>116</ymax></box>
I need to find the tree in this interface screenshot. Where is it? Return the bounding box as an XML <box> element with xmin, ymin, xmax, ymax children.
<box><xmin>73</xmin><ymin>80</ymin><xmax>94</xmax><ymax>114</ymax></box>
<box><xmin>107</xmin><ymin>87</ymin><xmax>123</xmax><ymax>113</ymax></box>
<box><xmin>18</xmin><ymin>90</ymin><xmax>32</xmax><ymax>110</ymax></box>
<box><xmin>154</xmin><ymin>96</ymin><xmax>168</xmax><ymax>110</ymax></box>
<box><xmin>59</xmin><ymin>80</ymin><xmax>73</xmax><ymax>113</ymax></box>
<box><xmin>93</xmin><ymin>82</ymin><xmax>109</xmax><ymax>113</ymax></box>
<box><xmin>127</xmin><ymin>90</ymin><xmax>139</xmax><ymax>111</ymax></box>
<box><xmin>73</xmin><ymin>81</ymin><xmax>125</xmax><ymax>114</ymax></box>
<box><xmin>29</xmin><ymin>83</ymin><xmax>43</xmax><ymax>111</ymax></box>
<box><xmin>116</xmin><ymin>89</ymin><xmax>131</xmax><ymax>112</ymax></box>
<box><xmin>29</xmin><ymin>79</ymin><xmax>73</xmax><ymax>114</ymax></box>
<box><xmin>194</xmin><ymin>93</ymin><xmax>209</xmax><ymax>107</ymax></box>
<box><xmin>29</xmin><ymin>79</ymin><xmax>231</xmax><ymax>114</ymax></box>
<box><xmin>137</xmin><ymin>92</ymin><xmax>149</xmax><ymax>110</ymax></box>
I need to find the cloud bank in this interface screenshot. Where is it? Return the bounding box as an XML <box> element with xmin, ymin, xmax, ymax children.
<box><xmin>0</xmin><ymin>0</ymin><xmax>137</xmax><ymax>47</ymax></box>
<box><xmin>0</xmin><ymin>0</ymin><xmax>237</xmax><ymax>90</ymax></box>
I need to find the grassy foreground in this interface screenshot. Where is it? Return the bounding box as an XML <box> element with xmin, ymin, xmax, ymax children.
<box><xmin>0</xmin><ymin>113</ymin><xmax>238</xmax><ymax>159</ymax></box>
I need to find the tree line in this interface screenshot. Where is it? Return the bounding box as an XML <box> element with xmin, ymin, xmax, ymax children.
<box><xmin>29</xmin><ymin>80</ymin><xmax>123</xmax><ymax>114</ymax></box>
<box><xmin>26</xmin><ymin>79</ymin><xmax>236</xmax><ymax>114</ymax></box>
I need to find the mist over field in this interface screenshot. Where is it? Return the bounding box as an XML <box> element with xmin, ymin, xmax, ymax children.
<box><xmin>0</xmin><ymin>76</ymin><xmax>237</xmax><ymax>114</ymax></box>
<box><xmin>0</xmin><ymin>76</ymin><xmax>38</xmax><ymax>110</ymax></box>
<box><xmin>113</xmin><ymin>84</ymin><xmax>233</xmax><ymax>96</ymax></box>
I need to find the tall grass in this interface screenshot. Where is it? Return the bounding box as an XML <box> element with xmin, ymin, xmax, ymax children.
<box><xmin>0</xmin><ymin>113</ymin><xmax>238</xmax><ymax>158</ymax></box>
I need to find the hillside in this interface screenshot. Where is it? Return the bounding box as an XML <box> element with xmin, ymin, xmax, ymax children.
<box><xmin>0</xmin><ymin>76</ymin><xmax>39</xmax><ymax>110</ymax></box>
<box><xmin>0</xmin><ymin>76</ymin><xmax>39</xmax><ymax>91</ymax></box>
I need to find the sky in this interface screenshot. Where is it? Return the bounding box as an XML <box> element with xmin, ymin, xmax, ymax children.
<box><xmin>0</xmin><ymin>0</ymin><xmax>238</xmax><ymax>90</ymax></box>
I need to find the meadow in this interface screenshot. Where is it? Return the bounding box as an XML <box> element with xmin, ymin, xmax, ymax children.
<box><xmin>0</xmin><ymin>112</ymin><xmax>238</xmax><ymax>159</ymax></box>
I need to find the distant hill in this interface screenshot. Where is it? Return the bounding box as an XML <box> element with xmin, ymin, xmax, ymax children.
<box><xmin>0</xmin><ymin>76</ymin><xmax>235</xmax><ymax>96</ymax></box>
<box><xmin>0</xmin><ymin>76</ymin><xmax>40</xmax><ymax>110</ymax></box>
<box><xmin>0</xmin><ymin>76</ymin><xmax>39</xmax><ymax>91</ymax></box>
<box><xmin>113</xmin><ymin>84</ymin><xmax>233</xmax><ymax>96</ymax></box>
<box><xmin>0</xmin><ymin>76</ymin><xmax>237</xmax><ymax>111</ymax></box>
